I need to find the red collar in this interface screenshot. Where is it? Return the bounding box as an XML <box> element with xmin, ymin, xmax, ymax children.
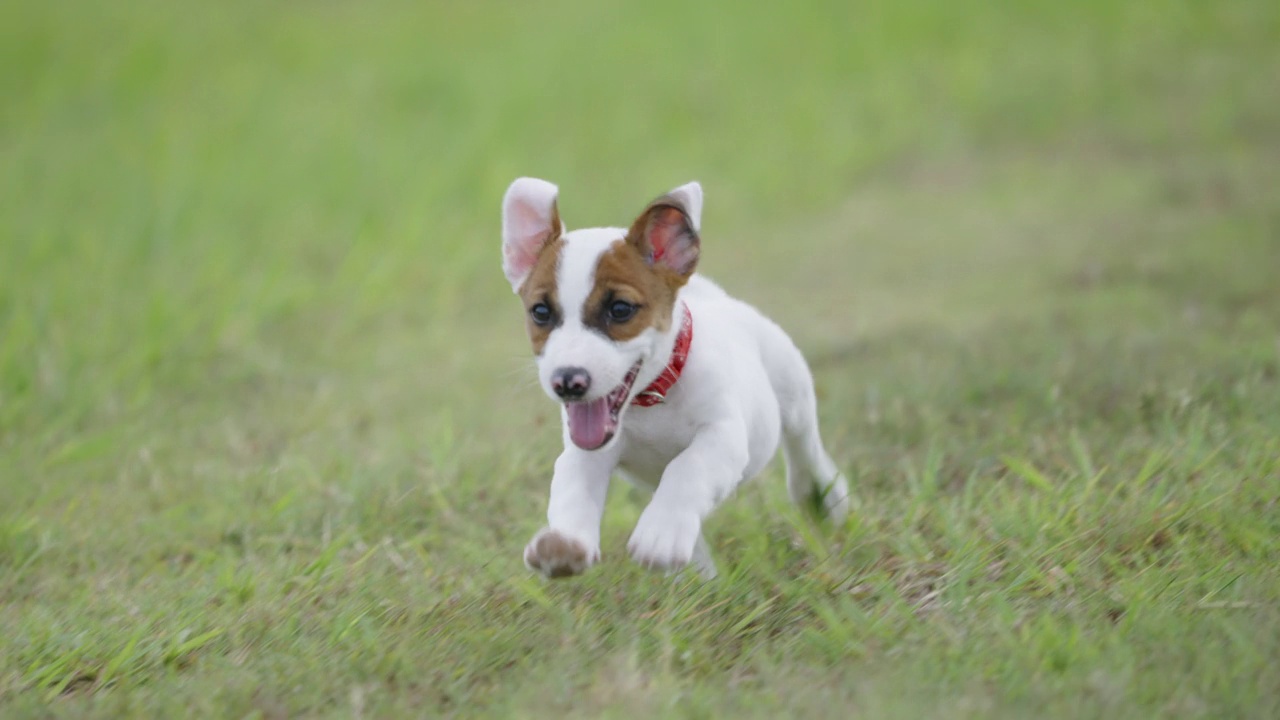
<box><xmin>632</xmin><ymin>303</ymin><xmax>693</xmax><ymax>407</ymax></box>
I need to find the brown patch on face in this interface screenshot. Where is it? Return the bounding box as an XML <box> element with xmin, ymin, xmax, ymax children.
<box><xmin>516</xmin><ymin>234</ymin><xmax>564</xmax><ymax>355</ymax></box>
<box><xmin>583</xmin><ymin>240</ymin><xmax>683</xmax><ymax>341</ymax></box>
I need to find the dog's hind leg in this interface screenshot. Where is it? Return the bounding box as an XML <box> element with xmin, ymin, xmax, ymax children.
<box><xmin>756</xmin><ymin>320</ymin><xmax>850</xmax><ymax>523</ymax></box>
<box><xmin>781</xmin><ymin>418</ymin><xmax>849</xmax><ymax>524</ymax></box>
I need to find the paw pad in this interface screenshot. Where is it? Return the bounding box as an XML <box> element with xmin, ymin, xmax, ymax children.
<box><xmin>524</xmin><ymin>529</ymin><xmax>594</xmax><ymax>578</ymax></box>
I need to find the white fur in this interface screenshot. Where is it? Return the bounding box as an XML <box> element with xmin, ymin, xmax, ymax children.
<box><xmin>665</xmin><ymin>181</ymin><xmax>703</xmax><ymax>231</ymax></box>
<box><xmin>533</xmin><ymin>228</ymin><xmax>676</xmax><ymax>405</ymax></box>
<box><xmin>506</xmin><ymin>179</ymin><xmax>849</xmax><ymax>580</ymax></box>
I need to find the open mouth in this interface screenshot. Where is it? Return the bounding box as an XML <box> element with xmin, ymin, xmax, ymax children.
<box><xmin>564</xmin><ymin>360</ymin><xmax>643</xmax><ymax>450</ymax></box>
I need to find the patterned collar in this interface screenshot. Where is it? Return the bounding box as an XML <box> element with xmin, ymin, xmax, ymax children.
<box><xmin>631</xmin><ymin>303</ymin><xmax>693</xmax><ymax>407</ymax></box>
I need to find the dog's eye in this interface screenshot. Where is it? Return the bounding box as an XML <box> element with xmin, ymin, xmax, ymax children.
<box><xmin>607</xmin><ymin>300</ymin><xmax>636</xmax><ymax>323</ymax></box>
<box><xmin>529</xmin><ymin>303</ymin><xmax>554</xmax><ymax>326</ymax></box>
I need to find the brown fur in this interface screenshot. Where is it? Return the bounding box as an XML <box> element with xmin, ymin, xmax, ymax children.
<box><xmin>583</xmin><ymin>240</ymin><xmax>681</xmax><ymax>341</ymax></box>
<box><xmin>583</xmin><ymin>199</ymin><xmax>698</xmax><ymax>342</ymax></box>
<box><xmin>516</xmin><ymin>233</ymin><xmax>563</xmax><ymax>356</ymax></box>
<box><xmin>518</xmin><ymin>197</ymin><xmax>698</xmax><ymax>351</ymax></box>
<box><xmin>529</xmin><ymin>531</ymin><xmax>587</xmax><ymax>578</ymax></box>
<box><xmin>625</xmin><ymin>198</ymin><xmax>700</xmax><ymax>278</ymax></box>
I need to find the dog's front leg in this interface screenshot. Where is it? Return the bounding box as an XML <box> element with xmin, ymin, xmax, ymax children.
<box><xmin>524</xmin><ymin>447</ymin><xmax>614</xmax><ymax>579</ymax></box>
<box><xmin>627</xmin><ymin>421</ymin><xmax>748</xmax><ymax>575</ymax></box>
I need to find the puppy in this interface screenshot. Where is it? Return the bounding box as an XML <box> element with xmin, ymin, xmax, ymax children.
<box><xmin>502</xmin><ymin>178</ymin><xmax>848</xmax><ymax>579</ymax></box>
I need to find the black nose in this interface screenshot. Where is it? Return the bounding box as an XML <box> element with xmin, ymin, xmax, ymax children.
<box><xmin>551</xmin><ymin>367</ymin><xmax>591</xmax><ymax>400</ymax></box>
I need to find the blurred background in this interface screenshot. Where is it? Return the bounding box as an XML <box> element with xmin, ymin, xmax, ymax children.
<box><xmin>5</xmin><ymin>0</ymin><xmax>1274</xmax><ymax>458</ymax></box>
<box><xmin>3</xmin><ymin>0</ymin><xmax>1278</xmax><ymax>549</ymax></box>
<box><xmin>3</xmin><ymin>0</ymin><xmax>1277</xmax><ymax>537</ymax></box>
<box><xmin>2</xmin><ymin>0</ymin><xmax>1278</xmax><ymax>713</ymax></box>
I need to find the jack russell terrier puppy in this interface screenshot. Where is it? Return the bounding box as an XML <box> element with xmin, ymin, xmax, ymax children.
<box><xmin>502</xmin><ymin>178</ymin><xmax>849</xmax><ymax>579</ymax></box>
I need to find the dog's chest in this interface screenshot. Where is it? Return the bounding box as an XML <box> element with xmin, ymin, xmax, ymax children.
<box><xmin>614</xmin><ymin>407</ymin><xmax>700</xmax><ymax>487</ymax></box>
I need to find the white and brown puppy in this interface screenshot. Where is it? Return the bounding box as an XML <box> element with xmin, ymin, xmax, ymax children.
<box><xmin>502</xmin><ymin>178</ymin><xmax>848</xmax><ymax>579</ymax></box>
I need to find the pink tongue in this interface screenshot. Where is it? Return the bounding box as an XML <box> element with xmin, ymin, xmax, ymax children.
<box><xmin>566</xmin><ymin>397</ymin><xmax>614</xmax><ymax>450</ymax></box>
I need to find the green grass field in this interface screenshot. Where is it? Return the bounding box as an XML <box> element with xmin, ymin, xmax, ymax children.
<box><xmin>3</xmin><ymin>0</ymin><xmax>1279</xmax><ymax>716</ymax></box>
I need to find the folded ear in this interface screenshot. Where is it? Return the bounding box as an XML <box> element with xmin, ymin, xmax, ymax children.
<box><xmin>502</xmin><ymin>177</ymin><xmax>563</xmax><ymax>292</ymax></box>
<box><xmin>626</xmin><ymin>181</ymin><xmax>702</xmax><ymax>279</ymax></box>
<box><xmin>664</xmin><ymin>181</ymin><xmax>702</xmax><ymax>231</ymax></box>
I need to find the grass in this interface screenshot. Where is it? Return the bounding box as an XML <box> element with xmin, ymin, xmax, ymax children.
<box><xmin>2</xmin><ymin>0</ymin><xmax>1279</xmax><ymax>716</ymax></box>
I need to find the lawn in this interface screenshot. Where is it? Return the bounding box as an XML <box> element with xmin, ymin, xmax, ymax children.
<box><xmin>2</xmin><ymin>0</ymin><xmax>1279</xmax><ymax>716</ymax></box>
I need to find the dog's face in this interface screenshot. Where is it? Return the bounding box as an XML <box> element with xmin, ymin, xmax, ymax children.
<box><xmin>502</xmin><ymin>179</ymin><xmax>702</xmax><ymax>451</ymax></box>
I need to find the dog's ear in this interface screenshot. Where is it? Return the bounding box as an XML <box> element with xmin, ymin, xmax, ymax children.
<box><xmin>502</xmin><ymin>177</ymin><xmax>563</xmax><ymax>292</ymax></box>
<box><xmin>626</xmin><ymin>181</ymin><xmax>702</xmax><ymax>279</ymax></box>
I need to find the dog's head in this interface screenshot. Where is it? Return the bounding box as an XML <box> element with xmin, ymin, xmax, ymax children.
<box><xmin>501</xmin><ymin>178</ymin><xmax>702</xmax><ymax>451</ymax></box>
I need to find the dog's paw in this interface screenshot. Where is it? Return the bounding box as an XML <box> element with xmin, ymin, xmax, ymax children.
<box><xmin>523</xmin><ymin>528</ymin><xmax>598</xmax><ymax>579</ymax></box>
<box><xmin>627</xmin><ymin>507</ymin><xmax>701</xmax><ymax>572</ymax></box>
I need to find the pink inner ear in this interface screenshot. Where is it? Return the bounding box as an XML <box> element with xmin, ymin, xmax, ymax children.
<box><xmin>503</xmin><ymin>197</ymin><xmax>558</xmax><ymax>287</ymax></box>
<box><xmin>648</xmin><ymin>207</ymin><xmax>698</xmax><ymax>274</ymax></box>
<box><xmin>504</xmin><ymin>230</ymin><xmax>544</xmax><ymax>281</ymax></box>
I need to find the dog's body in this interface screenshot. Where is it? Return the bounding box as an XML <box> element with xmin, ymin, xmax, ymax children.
<box><xmin>502</xmin><ymin>178</ymin><xmax>848</xmax><ymax>579</ymax></box>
